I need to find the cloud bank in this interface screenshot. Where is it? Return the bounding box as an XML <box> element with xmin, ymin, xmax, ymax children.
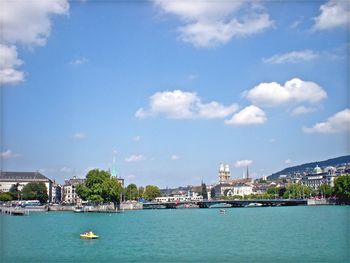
<box><xmin>135</xmin><ymin>90</ymin><xmax>238</xmax><ymax>119</ymax></box>
<box><xmin>303</xmin><ymin>108</ymin><xmax>350</xmax><ymax>134</ymax></box>
<box><xmin>313</xmin><ymin>0</ymin><xmax>350</xmax><ymax>31</ymax></box>
<box><xmin>153</xmin><ymin>0</ymin><xmax>273</xmax><ymax>48</ymax></box>
<box><xmin>0</xmin><ymin>0</ymin><xmax>69</xmax><ymax>85</ymax></box>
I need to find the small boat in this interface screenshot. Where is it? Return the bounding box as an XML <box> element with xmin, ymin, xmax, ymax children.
<box><xmin>245</xmin><ymin>203</ymin><xmax>263</xmax><ymax>208</ymax></box>
<box><xmin>74</xmin><ymin>206</ymin><xmax>84</xmax><ymax>213</ymax></box>
<box><xmin>80</xmin><ymin>231</ymin><xmax>99</xmax><ymax>239</ymax></box>
<box><xmin>219</xmin><ymin>209</ymin><xmax>226</xmax><ymax>214</ymax></box>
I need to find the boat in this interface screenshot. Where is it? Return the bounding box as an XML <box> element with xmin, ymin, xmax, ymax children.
<box><xmin>219</xmin><ymin>209</ymin><xmax>226</xmax><ymax>215</ymax></box>
<box><xmin>245</xmin><ymin>203</ymin><xmax>263</xmax><ymax>208</ymax></box>
<box><xmin>74</xmin><ymin>207</ymin><xmax>84</xmax><ymax>213</ymax></box>
<box><xmin>209</xmin><ymin>203</ymin><xmax>231</xmax><ymax>208</ymax></box>
<box><xmin>80</xmin><ymin>231</ymin><xmax>99</xmax><ymax>239</ymax></box>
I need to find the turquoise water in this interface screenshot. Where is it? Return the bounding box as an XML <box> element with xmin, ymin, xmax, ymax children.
<box><xmin>0</xmin><ymin>206</ymin><xmax>349</xmax><ymax>262</ymax></box>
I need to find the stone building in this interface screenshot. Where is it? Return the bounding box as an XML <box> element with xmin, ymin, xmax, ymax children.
<box><xmin>218</xmin><ymin>163</ymin><xmax>231</xmax><ymax>184</ymax></box>
<box><xmin>0</xmin><ymin>171</ymin><xmax>53</xmax><ymax>202</ymax></box>
<box><xmin>62</xmin><ymin>176</ymin><xmax>85</xmax><ymax>205</ymax></box>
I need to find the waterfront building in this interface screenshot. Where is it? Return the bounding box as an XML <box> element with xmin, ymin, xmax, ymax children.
<box><xmin>62</xmin><ymin>176</ymin><xmax>85</xmax><ymax>205</ymax></box>
<box><xmin>227</xmin><ymin>184</ymin><xmax>253</xmax><ymax>197</ymax></box>
<box><xmin>155</xmin><ymin>192</ymin><xmax>203</xmax><ymax>203</ymax></box>
<box><xmin>212</xmin><ymin>183</ymin><xmax>234</xmax><ymax>198</ymax></box>
<box><xmin>51</xmin><ymin>181</ymin><xmax>62</xmax><ymax>203</ymax></box>
<box><xmin>0</xmin><ymin>171</ymin><xmax>53</xmax><ymax>202</ymax></box>
<box><xmin>301</xmin><ymin>165</ymin><xmax>339</xmax><ymax>190</ymax></box>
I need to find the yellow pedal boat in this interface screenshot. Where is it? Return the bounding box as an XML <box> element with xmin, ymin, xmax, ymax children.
<box><xmin>80</xmin><ymin>231</ymin><xmax>99</xmax><ymax>239</ymax></box>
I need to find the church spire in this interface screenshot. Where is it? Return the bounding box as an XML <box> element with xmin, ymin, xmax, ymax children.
<box><xmin>111</xmin><ymin>156</ymin><xmax>117</xmax><ymax>177</ymax></box>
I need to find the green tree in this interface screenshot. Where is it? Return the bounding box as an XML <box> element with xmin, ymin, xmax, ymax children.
<box><xmin>21</xmin><ymin>182</ymin><xmax>48</xmax><ymax>203</ymax></box>
<box><xmin>125</xmin><ymin>184</ymin><xmax>139</xmax><ymax>201</ymax></box>
<box><xmin>143</xmin><ymin>185</ymin><xmax>161</xmax><ymax>201</ymax></box>
<box><xmin>85</xmin><ymin>169</ymin><xmax>110</xmax><ymax>188</ymax></box>
<box><xmin>318</xmin><ymin>184</ymin><xmax>332</xmax><ymax>198</ymax></box>
<box><xmin>0</xmin><ymin>192</ymin><xmax>13</xmax><ymax>201</ymax></box>
<box><xmin>278</xmin><ymin>187</ymin><xmax>287</xmax><ymax>197</ymax></box>
<box><xmin>76</xmin><ymin>184</ymin><xmax>91</xmax><ymax>200</ymax></box>
<box><xmin>283</xmin><ymin>184</ymin><xmax>312</xmax><ymax>199</ymax></box>
<box><xmin>9</xmin><ymin>183</ymin><xmax>21</xmax><ymax>200</ymax></box>
<box><xmin>101</xmin><ymin>177</ymin><xmax>123</xmax><ymax>207</ymax></box>
<box><xmin>76</xmin><ymin>169</ymin><xmax>123</xmax><ymax>209</ymax></box>
<box><xmin>267</xmin><ymin>187</ymin><xmax>279</xmax><ymax>197</ymax></box>
<box><xmin>333</xmin><ymin>175</ymin><xmax>350</xmax><ymax>201</ymax></box>
<box><xmin>138</xmin><ymin>186</ymin><xmax>144</xmax><ymax>199</ymax></box>
<box><xmin>210</xmin><ymin>188</ymin><xmax>215</xmax><ymax>199</ymax></box>
<box><xmin>201</xmin><ymin>183</ymin><xmax>208</xmax><ymax>199</ymax></box>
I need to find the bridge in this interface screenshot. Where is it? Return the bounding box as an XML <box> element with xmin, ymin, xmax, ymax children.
<box><xmin>143</xmin><ymin>199</ymin><xmax>307</xmax><ymax>209</ymax></box>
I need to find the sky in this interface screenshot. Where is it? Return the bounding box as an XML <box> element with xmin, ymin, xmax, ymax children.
<box><xmin>1</xmin><ymin>0</ymin><xmax>349</xmax><ymax>188</ymax></box>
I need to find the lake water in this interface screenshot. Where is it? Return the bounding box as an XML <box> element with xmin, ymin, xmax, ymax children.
<box><xmin>1</xmin><ymin>206</ymin><xmax>349</xmax><ymax>262</ymax></box>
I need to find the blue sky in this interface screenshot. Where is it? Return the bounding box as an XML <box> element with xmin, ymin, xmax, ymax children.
<box><xmin>1</xmin><ymin>0</ymin><xmax>349</xmax><ymax>188</ymax></box>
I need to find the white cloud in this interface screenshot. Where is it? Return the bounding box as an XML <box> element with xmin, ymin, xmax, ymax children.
<box><xmin>0</xmin><ymin>149</ymin><xmax>21</xmax><ymax>159</ymax></box>
<box><xmin>0</xmin><ymin>44</ymin><xmax>24</xmax><ymax>85</ymax></box>
<box><xmin>73</xmin><ymin>132</ymin><xmax>86</xmax><ymax>139</ymax></box>
<box><xmin>153</xmin><ymin>0</ymin><xmax>273</xmax><ymax>48</ymax></box>
<box><xmin>171</xmin><ymin>155</ymin><xmax>179</xmax><ymax>161</ymax></box>
<box><xmin>60</xmin><ymin>167</ymin><xmax>73</xmax><ymax>173</ymax></box>
<box><xmin>225</xmin><ymin>105</ymin><xmax>267</xmax><ymax>126</ymax></box>
<box><xmin>285</xmin><ymin>159</ymin><xmax>293</xmax><ymax>165</ymax></box>
<box><xmin>69</xmin><ymin>57</ymin><xmax>88</xmax><ymax>65</ymax></box>
<box><xmin>246</xmin><ymin>78</ymin><xmax>327</xmax><ymax>107</ymax></box>
<box><xmin>178</xmin><ymin>14</ymin><xmax>273</xmax><ymax>48</ymax></box>
<box><xmin>135</xmin><ymin>90</ymin><xmax>238</xmax><ymax>119</ymax></box>
<box><xmin>290</xmin><ymin>19</ymin><xmax>302</xmax><ymax>29</ymax></box>
<box><xmin>127</xmin><ymin>174</ymin><xmax>136</xmax><ymax>179</ymax></box>
<box><xmin>313</xmin><ymin>0</ymin><xmax>350</xmax><ymax>31</ymax></box>
<box><xmin>291</xmin><ymin>106</ymin><xmax>317</xmax><ymax>116</ymax></box>
<box><xmin>133</xmin><ymin>135</ymin><xmax>142</xmax><ymax>142</ymax></box>
<box><xmin>263</xmin><ymin>50</ymin><xmax>319</xmax><ymax>64</ymax></box>
<box><xmin>1</xmin><ymin>0</ymin><xmax>69</xmax><ymax>46</ymax></box>
<box><xmin>0</xmin><ymin>0</ymin><xmax>69</xmax><ymax>85</ymax></box>
<box><xmin>187</xmin><ymin>74</ymin><xmax>198</xmax><ymax>80</ymax></box>
<box><xmin>303</xmin><ymin>108</ymin><xmax>350</xmax><ymax>134</ymax></box>
<box><xmin>269</xmin><ymin>138</ymin><xmax>276</xmax><ymax>143</ymax></box>
<box><xmin>235</xmin><ymin>159</ymin><xmax>253</xmax><ymax>168</ymax></box>
<box><xmin>125</xmin><ymin>154</ymin><xmax>145</xmax><ymax>162</ymax></box>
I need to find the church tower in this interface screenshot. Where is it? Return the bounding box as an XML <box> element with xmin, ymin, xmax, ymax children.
<box><xmin>111</xmin><ymin>156</ymin><xmax>117</xmax><ymax>177</ymax></box>
<box><xmin>218</xmin><ymin>163</ymin><xmax>231</xmax><ymax>184</ymax></box>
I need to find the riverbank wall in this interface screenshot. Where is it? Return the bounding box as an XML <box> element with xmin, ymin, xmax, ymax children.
<box><xmin>307</xmin><ymin>198</ymin><xmax>336</xmax><ymax>206</ymax></box>
<box><xmin>120</xmin><ymin>201</ymin><xmax>143</xmax><ymax>210</ymax></box>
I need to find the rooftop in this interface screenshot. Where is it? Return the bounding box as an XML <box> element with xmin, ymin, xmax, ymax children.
<box><xmin>0</xmin><ymin>171</ymin><xmax>51</xmax><ymax>181</ymax></box>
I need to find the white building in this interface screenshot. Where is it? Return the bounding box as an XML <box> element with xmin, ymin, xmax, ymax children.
<box><xmin>301</xmin><ymin>165</ymin><xmax>342</xmax><ymax>190</ymax></box>
<box><xmin>227</xmin><ymin>184</ymin><xmax>253</xmax><ymax>197</ymax></box>
<box><xmin>62</xmin><ymin>176</ymin><xmax>85</xmax><ymax>205</ymax></box>
<box><xmin>155</xmin><ymin>192</ymin><xmax>203</xmax><ymax>203</ymax></box>
<box><xmin>0</xmin><ymin>171</ymin><xmax>53</xmax><ymax>202</ymax></box>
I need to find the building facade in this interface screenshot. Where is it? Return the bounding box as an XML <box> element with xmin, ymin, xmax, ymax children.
<box><xmin>0</xmin><ymin>171</ymin><xmax>53</xmax><ymax>202</ymax></box>
<box><xmin>62</xmin><ymin>176</ymin><xmax>85</xmax><ymax>205</ymax></box>
<box><xmin>51</xmin><ymin>182</ymin><xmax>62</xmax><ymax>203</ymax></box>
<box><xmin>218</xmin><ymin>163</ymin><xmax>231</xmax><ymax>184</ymax></box>
<box><xmin>301</xmin><ymin>165</ymin><xmax>339</xmax><ymax>190</ymax></box>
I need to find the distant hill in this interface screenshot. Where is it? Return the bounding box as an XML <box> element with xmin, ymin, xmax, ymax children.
<box><xmin>268</xmin><ymin>155</ymin><xmax>350</xmax><ymax>180</ymax></box>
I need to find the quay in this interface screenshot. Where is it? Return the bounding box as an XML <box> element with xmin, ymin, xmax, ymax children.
<box><xmin>0</xmin><ymin>206</ymin><xmax>29</xmax><ymax>216</ymax></box>
<box><xmin>143</xmin><ymin>199</ymin><xmax>308</xmax><ymax>209</ymax></box>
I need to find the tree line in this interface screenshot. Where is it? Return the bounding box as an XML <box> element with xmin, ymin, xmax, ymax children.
<box><xmin>0</xmin><ymin>182</ymin><xmax>48</xmax><ymax>203</ymax></box>
<box><xmin>221</xmin><ymin>175</ymin><xmax>350</xmax><ymax>202</ymax></box>
<box><xmin>75</xmin><ymin>169</ymin><xmax>161</xmax><ymax>208</ymax></box>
